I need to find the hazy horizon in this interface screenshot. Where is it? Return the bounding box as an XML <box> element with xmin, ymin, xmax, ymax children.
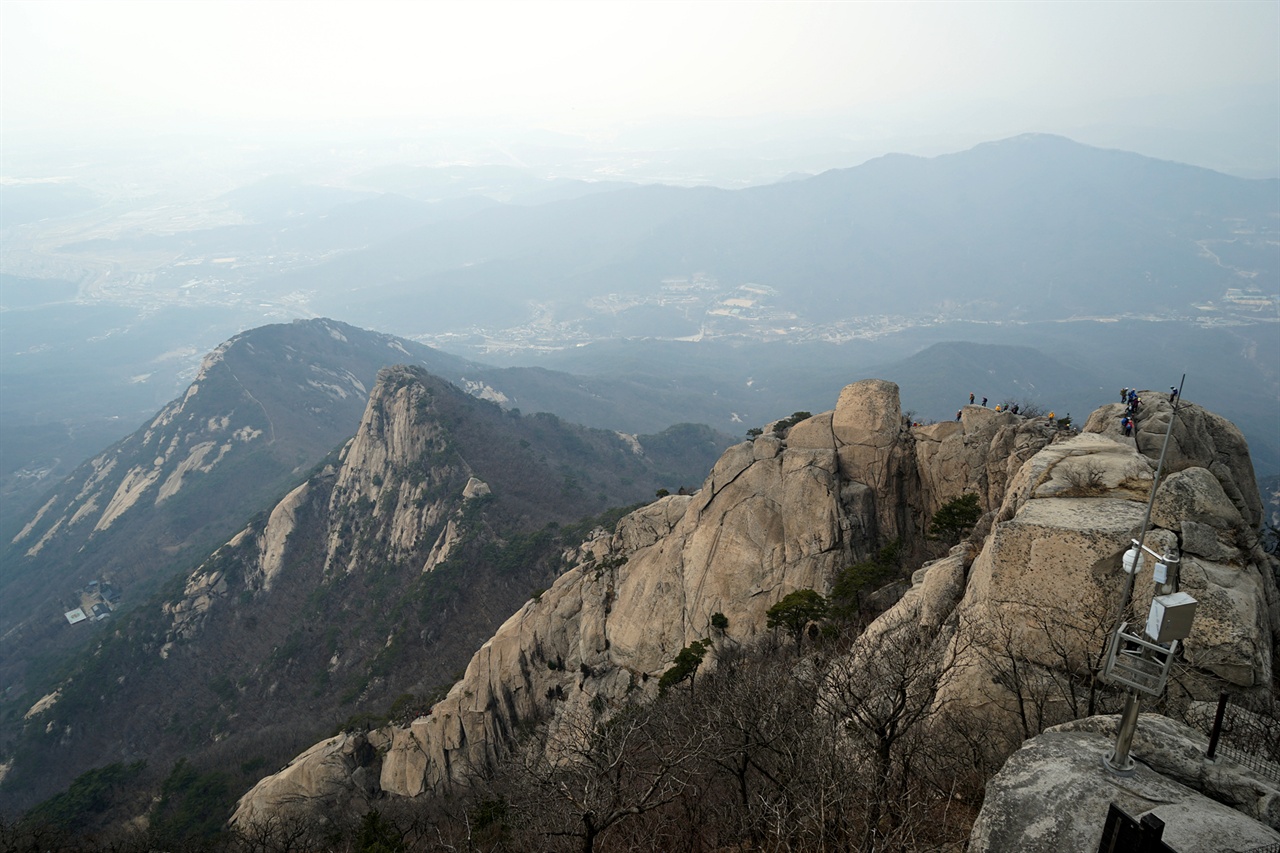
<box><xmin>3</xmin><ymin>1</ymin><xmax>1278</xmax><ymax>180</ymax></box>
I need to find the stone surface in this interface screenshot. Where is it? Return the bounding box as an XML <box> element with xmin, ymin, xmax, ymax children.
<box><xmin>969</xmin><ymin>716</ymin><xmax>1280</xmax><ymax>852</ymax></box>
<box><xmin>1086</xmin><ymin>395</ymin><xmax>1263</xmax><ymax>527</ymax></box>
<box><xmin>1152</xmin><ymin>467</ymin><xmax>1246</xmax><ymax>534</ymax></box>
<box><xmin>256</xmin><ymin>481</ymin><xmax>310</xmax><ymax>591</ymax></box>
<box><xmin>940</xmin><ymin>405</ymin><xmax>1277</xmax><ymax>720</ymax></box>
<box><xmin>324</xmin><ymin>369</ymin><xmax>466</xmax><ymax>575</ymax></box>
<box><xmin>232</xmin><ymin>731</ymin><xmax>382</xmax><ymax>827</ymax></box>
<box><xmin>915</xmin><ymin>406</ymin><xmax>1055</xmax><ymax>519</ymax></box>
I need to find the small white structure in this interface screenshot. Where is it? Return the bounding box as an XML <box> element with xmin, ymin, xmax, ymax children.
<box><xmin>64</xmin><ymin>608</ymin><xmax>87</xmax><ymax>625</ymax></box>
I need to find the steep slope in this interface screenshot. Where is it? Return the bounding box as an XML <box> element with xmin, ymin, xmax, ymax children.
<box><xmin>1</xmin><ymin>366</ymin><xmax>727</xmax><ymax>819</ymax></box>
<box><xmin>0</xmin><ymin>319</ymin><xmax>467</xmax><ymax>687</ymax></box>
<box><xmin>231</xmin><ymin>381</ymin><xmax>1058</xmax><ymax>822</ymax></box>
<box><xmin>1</xmin><ymin>317</ymin><xmax>737</xmax><ymax>694</ymax></box>
<box><xmin>232</xmin><ymin>382</ymin><xmax>1276</xmax><ymax>831</ymax></box>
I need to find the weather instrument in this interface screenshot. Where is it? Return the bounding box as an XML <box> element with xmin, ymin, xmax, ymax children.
<box><xmin>1101</xmin><ymin>376</ymin><xmax>1198</xmax><ymax>776</ymax></box>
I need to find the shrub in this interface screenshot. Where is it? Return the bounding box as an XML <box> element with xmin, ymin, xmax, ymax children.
<box><xmin>929</xmin><ymin>493</ymin><xmax>982</xmax><ymax>541</ymax></box>
<box><xmin>830</xmin><ymin>540</ymin><xmax>903</xmax><ymax>620</ymax></box>
<box><xmin>772</xmin><ymin>411</ymin><xmax>812</xmax><ymax>436</ymax></box>
<box><xmin>1061</xmin><ymin>461</ymin><xmax>1107</xmax><ymax>496</ymax></box>
<box><xmin>658</xmin><ymin>640</ymin><xmax>708</xmax><ymax>694</ymax></box>
<box><xmin>767</xmin><ymin>589</ymin><xmax>829</xmax><ymax>655</ymax></box>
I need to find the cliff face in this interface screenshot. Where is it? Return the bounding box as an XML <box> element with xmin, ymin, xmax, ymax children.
<box><xmin>0</xmin><ymin>319</ymin><xmax>479</xmax><ymax>698</ymax></box>
<box><xmin>157</xmin><ymin>365</ymin><xmax>735</xmax><ymax>649</ymax></box>
<box><xmin>4</xmin><ymin>361</ymin><xmax>729</xmax><ymax>818</ymax></box>
<box><xmin>233</xmin><ymin>379</ymin><xmax>1068</xmax><ymax>824</ymax></box>
<box><xmin>932</xmin><ymin>394</ymin><xmax>1276</xmax><ymax>727</ymax></box>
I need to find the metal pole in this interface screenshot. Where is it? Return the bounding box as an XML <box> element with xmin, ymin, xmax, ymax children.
<box><xmin>1108</xmin><ymin>375</ymin><xmax>1185</xmax><ymax>642</ymax></box>
<box><xmin>1101</xmin><ymin>376</ymin><xmax>1187</xmax><ymax>777</ymax></box>
<box><xmin>1104</xmin><ymin>690</ymin><xmax>1141</xmax><ymax>775</ymax></box>
<box><xmin>1206</xmin><ymin>691</ymin><xmax>1229</xmax><ymax>760</ymax></box>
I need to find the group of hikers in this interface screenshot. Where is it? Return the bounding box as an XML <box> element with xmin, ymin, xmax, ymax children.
<box><xmin>1120</xmin><ymin>387</ymin><xmax>1142</xmax><ymax>436</ymax></box>
<box><xmin>1116</xmin><ymin>385</ymin><xmax>1179</xmax><ymax>438</ymax></box>
<box><xmin>956</xmin><ymin>392</ymin><xmax>1055</xmax><ymax>426</ymax></box>
<box><xmin>948</xmin><ymin>386</ymin><xmax>1180</xmax><ymax>436</ymax></box>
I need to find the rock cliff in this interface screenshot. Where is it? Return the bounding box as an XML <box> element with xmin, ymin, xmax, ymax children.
<box><xmin>924</xmin><ymin>394</ymin><xmax>1277</xmax><ymax>743</ymax></box>
<box><xmin>0</xmin><ymin>319</ymin><xmax>491</xmax><ymax>700</ymax></box>
<box><xmin>1</xmin><ymin>355</ymin><xmax>734</xmax><ymax>819</ymax></box>
<box><xmin>157</xmin><ymin>364</ymin><xmax>729</xmax><ymax>655</ymax></box>
<box><xmin>232</xmin><ymin>385</ymin><xmax>1276</xmax><ymax>830</ymax></box>
<box><xmin>233</xmin><ymin>379</ymin><xmax>1065</xmax><ymax>824</ymax></box>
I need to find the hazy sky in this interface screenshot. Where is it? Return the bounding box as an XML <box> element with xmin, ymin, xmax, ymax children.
<box><xmin>4</xmin><ymin>0</ymin><xmax>1277</xmax><ymax>140</ymax></box>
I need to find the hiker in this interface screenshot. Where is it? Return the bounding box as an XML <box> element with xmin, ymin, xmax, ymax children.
<box><xmin>1122</xmin><ymin>416</ymin><xmax>1132</xmax><ymax>437</ymax></box>
<box><xmin>969</xmin><ymin>392</ymin><xmax>975</xmax><ymax>405</ymax></box>
<box><xmin>1048</xmin><ymin>411</ymin><xmax>1055</xmax><ymax>425</ymax></box>
<box><xmin>982</xmin><ymin>397</ymin><xmax>988</xmax><ymax>407</ymax></box>
<box><xmin>1011</xmin><ymin>404</ymin><xmax>1020</xmax><ymax>415</ymax></box>
<box><xmin>1169</xmin><ymin>386</ymin><xmax>1178</xmax><ymax>402</ymax></box>
<box><xmin>956</xmin><ymin>410</ymin><xmax>962</xmax><ymax>421</ymax></box>
<box><xmin>1121</xmin><ymin>387</ymin><xmax>1128</xmax><ymax>402</ymax></box>
<box><xmin>995</xmin><ymin>404</ymin><xmax>1002</xmax><ymax>413</ymax></box>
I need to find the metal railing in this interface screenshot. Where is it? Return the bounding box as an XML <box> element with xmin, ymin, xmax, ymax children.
<box><xmin>1199</xmin><ymin>692</ymin><xmax>1280</xmax><ymax>786</ymax></box>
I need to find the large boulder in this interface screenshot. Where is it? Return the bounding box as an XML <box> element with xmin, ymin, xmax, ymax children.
<box><xmin>970</xmin><ymin>715</ymin><xmax>1280</xmax><ymax>852</ymax></box>
<box><xmin>233</xmin><ymin>731</ymin><xmax>384</xmax><ymax>828</ymax></box>
<box><xmin>939</xmin><ymin>399</ymin><xmax>1277</xmax><ymax>723</ymax></box>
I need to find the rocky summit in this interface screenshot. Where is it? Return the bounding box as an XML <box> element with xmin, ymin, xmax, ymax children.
<box><xmin>232</xmin><ymin>380</ymin><xmax>1277</xmax><ymax>842</ymax></box>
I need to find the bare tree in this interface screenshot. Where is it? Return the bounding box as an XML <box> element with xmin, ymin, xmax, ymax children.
<box><xmin>494</xmin><ymin>699</ymin><xmax>714</xmax><ymax>853</ymax></box>
<box><xmin>818</xmin><ymin>617</ymin><xmax>966</xmax><ymax>850</ymax></box>
<box><xmin>232</xmin><ymin>813</ymin><xmax>316</xmax><ymax>853</ymax></box>
<box><xmin>962</xmin><ymin>597</ymin><xmax>1123</xmax><ymax>745</ymax></box>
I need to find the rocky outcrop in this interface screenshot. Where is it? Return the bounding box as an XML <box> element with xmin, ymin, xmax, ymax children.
<box><xmin>970</xmin><ymin>715</ymin><xmax>1280</xmax><ymax>852</ymax></box>
<box><xmin>13</xmin><ymin>341</ymin><xmax>264</xmax><ymax>554</ymax></box>
<box><xmin>256</xmin><ymin>481</ymin><xmax>313</xmax><ymax>591</ymax></box>
<box><xmin>230</xmin><ymin>731</ymin><xmax>386</xmax><ymax>828</ymax></box>
<box><xmin>913</xmin><ymin>405</ymin><xmax>1051</xmax><ymax>520</ymax></box>
<box><xmin>323</xmin><ymin>368</ymin><xmax>472</xmax><ymax>576</ymax></box>
<box><xmin>161</xmin><ymin>477</ymin><xmax>324</xmax><ymax>649</ymax></box>
<box><xmin>158</xmin><ymin>366</ymin><xmax>493</xmax><ymax>646</ymax></box>
<box><xmin>912</xmin><ymin>394</ymin><xmax>1278</xmax><ymax>751</ymax></box>
<box><xmin>233</xmin><ymin>378</ymin><xmax>1057</xmax><ymax>825</ymax></box>
<box><xmin>2</xmin><ymin>318</ymin><xmax>467</xmax><ymax>671</ymax></box>
<box><xmin>232</xmin><ymin>385</ymin><xmax>1275</xmax><ymax>830</ymax></box>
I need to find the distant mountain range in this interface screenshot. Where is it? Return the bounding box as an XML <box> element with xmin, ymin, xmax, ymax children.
<box><xmin>246</xmin><ymin>133</ymin><xmax>1277</xmax><ymax>335</ymax></box>
<box><xmin>4</xmin><ymin>135</ymin><xmax>1275</xmax><ymax>538</ymax></box>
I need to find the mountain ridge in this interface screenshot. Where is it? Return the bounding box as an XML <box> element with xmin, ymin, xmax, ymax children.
<box><xmin>0</xmin><ymin>362</ymin><xmax>729</xmax><ymax>820</ymax></box>
<box><xmin>249</xmin><ymin>133</ymin><xmax>1278</xmax><ymax>335</ymax></box>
